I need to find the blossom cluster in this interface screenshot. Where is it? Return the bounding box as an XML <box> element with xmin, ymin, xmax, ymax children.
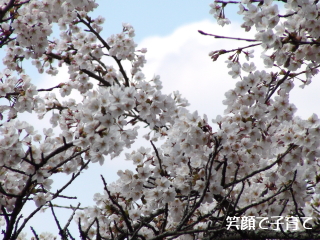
<box><xmin>210</xmin><ymin>0</ymin><xmax>320</xmax><ymax>83</ymax></box>
<box><xmin>0</xmin><ymin>1</ymin><xmax>188</xmax><ymax>239</ymax></box>
<box><xmin>0</xmin><ymin>0</ymin><xmax>320</xmax><ymax>239</ymax></box>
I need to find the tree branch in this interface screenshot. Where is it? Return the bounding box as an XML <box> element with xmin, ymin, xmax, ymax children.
<box><xmin>77</xmin><ymin>14</ymin><xmax>130</xmax><ymax>87</ymax></box>
<box><xmin>198</xmin><ymin>30</ymin><xmax>258</xmax><ymax>42</ymax></box>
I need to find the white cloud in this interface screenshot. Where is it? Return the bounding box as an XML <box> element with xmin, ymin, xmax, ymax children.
<box><xmin>139</xmin><ymin>20</ymin><xmax>257</xmax><ymax>121</ymax></box>
<box><xmin>290</xmin><ymin>78</ymin><xmax>320</xmax><ymax>119</ymax></box>
<box><xmin>139</xmin><ymin>19</ymin><xmax>320</xmax><ymax>121</ymax></box>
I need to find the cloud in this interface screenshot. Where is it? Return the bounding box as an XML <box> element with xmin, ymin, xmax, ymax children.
<box><xmin>139</xmin><ymin>20</ymin><xmax>257</xmax><ymax>121</ymax></box>
<box><xmin>139</xmin><ymin>19</ymin><xmax>320</xmax><ymax>121</ymax></box>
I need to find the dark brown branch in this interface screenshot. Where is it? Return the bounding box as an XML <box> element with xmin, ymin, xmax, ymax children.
<box><xmin>198</xmin><ymin>30</ymin><xmax>258</xmax><ymax>42</ymax></box>
<box><xmin>78</xmin><ymin>218</ymin><xmax>86</xmax><ymax>240</ymax></box>
<box><xmin>94</xmin><ymin>218</ymin><xmax>102</xmax><ymax>240</ymax></box>
<box><xmin>214</xmin><ymin>0</ymin><xmax>241</xmax><ymax>3</ymax></box>
<box><xmin>150</xmin><ymin>140</ymin><xmax>165</xmax><ymax>176</ymax></box>
<box><xmin>14</xmin><ymin>160</ymin><xmax>91</xmax><ymax>238</ymax></box>
<box><xmin>50</xmin><ymin>160</ymin><xmax>91</xmax><ymax>201</ymax></box>
<box><xmin>30</xmin><ymin>226</ymin><xmax>40</xmax><ymax>240</ymax></box>
<box><xmin>177</xmin><ymin>143</ymin><xmax>222</xmax><ymax>231</ymax></box>
<box><xmin>4</xmin><ymin>177</ymin><xmax>34</xmax><ymax>240</ymax></box>
<box><xmin>214</xmin><ymin>0</ymin><xmax>277</xmax><ymax>3</ymax></box>
<box><xmin>290</xmin><ymin>182</ymin><xmax>306</xmax><ymax>231</ymax></box>
<box><xmin>0</xmin><ymin>0</ymin><xmax>30</xmax><ymax>48</ymax></box>
<box><xmin>83</xmin><ymin>218</ymin><xmax>97</xmax><ymax>239</ymax></box>
<box><xmin>119</xmin><ymin>207</ymin><xmax>166</xmax><ymax>240</ymax></box>
<box><xmin>221</xmin><ymin>159</ymin><xmax>227</xmax><ymax>187</ymax></box>
<box><xmin>81</xmin><ymin>68</ymin><xmax>111</xmax><ymax>87</ymax></box>
<box><xmin>41</xmin><ymin>142</ymin><xmax>74</xmax><ymax>166</ymax></box>
<box><xmin>48</xmin><ymin>148</ymin><xmax>88</xmax><ymax>173</ymax></box>
<box><xmin>2</xmin><ymin>165</ymin><xmax>29</xmax><ymax>176</ymax></box>
<box><xmin>279</xmin><ymin>11</ymin><xmax>297</xmax><ymax>17</ymax></box>
<box><xmin>77</xmin><ymin>14</ymin><xmax>130</xmax><ymax>87</ymax></box>
<box><xmin>236</xmin><ymin>171</ymin><xmax>297</xmax><ymax>216</ymax></box>
<box><xmin>49</xmin><ymin>201</ymin><xmax>66</xmax><ymax>239</ymax></box>
<box><xmin>13</xmin><ymin>0</ymin><xmax>31</xmax><ymax>7</ymax></box>
<box><xmin>181</xmin><ymin>180</ymin><xmax>194</xmax><ymax>221</ymax></box>
<box><xmin>149</xmin><ymin>227</ymin><xmax>227</xmax><ymax>240</ymax></box>
<box><xmin>209</xmin><ymin>43</ymin><xmax>261</xmax><ymax>62</ymax></box>
<box><xmin>45</xmin><ymin>202</ymin><xmax>83</xmax><ymax>208</ymax></box>
<box><xmin>67</xmin><ymin>230</ymin><xmax>76</xmax><ymax>240</ymax></box>
<box><xmin>21</xmin><ymin>147</ymin><xmax>37</xmax><ymax>167</ymax></box>
<box><xmin>46</xmin><ymin>52</ymin><xmax>112</xmax><ymax>87</ymax></box>
<box><xmin>90</xmin><ymin>54</ymin><xmax>121</xmax><ymax>86</ymax></box>
<box><xmin>37</xmin><ymin>84</ymin><xmax>62</xmax><ymax>92</ymax></box>
<box><xmin>0</xmin><ymin>32</ymin><xmax>14</xmax><ymax>49</ymax></box>
<box><xmin>0</xmin><ymin>183</ymin><xmax>22</xmax><ymax>197</ymax></box>
<box><xmin>224</xmin><ymin>144</ymin><xmax>295</xmax><ymax>188</ymax></box>
<box><xmin>232</xmin><ymin>181</ymin><xmax>245</xmax><ymax>215</ymax></box>
<box><xmin>161</xmin><ymin>203</ymin><xmax>168</xmax><ymax>234</ymax></box>
<box><xmin>1</xmin><ymin>206</ymin><xmax>9</xmax><ymax>226</ymax></box>
<box><xmin>0</xmin><ymin>0</ymin><xmax>16</xmax><ymax>21</ymax></box>
<box><xmin>265</xmin><ymin>70</ymin><xmax>291</xmax><ymax>103</ymax></box>
<box><xmin>100</xmin><ymin>175</ymin><xmax>133</xmax><ymax>233</ymax></box>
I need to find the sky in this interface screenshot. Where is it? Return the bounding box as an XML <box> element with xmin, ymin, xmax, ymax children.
<box><xmin>3</xmin><ymin>0</ymin><xmax>320</xmax><ymax>237</ymax></box>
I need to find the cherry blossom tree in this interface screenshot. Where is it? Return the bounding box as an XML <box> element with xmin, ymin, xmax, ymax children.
<box><xmin>0</xmin><ymin>0</ymin><xmax>320</xmax><ymax>239</ymax></box>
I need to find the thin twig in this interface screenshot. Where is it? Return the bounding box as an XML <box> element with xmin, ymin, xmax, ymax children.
<box><xmin>14</xmin><ymin>161</ymin><xmax>91</xmax><ymax>238</ymax></box>
<box><xmin>236</xmin><ymin>171</ymin><xmax>296</xmax><ymax>216</ymax></box>
<box><xmin>198</xmin><ymin>30</ymin><xmax>258</xmax><ymax>42</ymax></box>
<box><xmin>30</xmin><ymin>226</ymin><xmax>40</xmax><ymax>240</ymax></box>
<box><xmin>150</xmin><ymin>140</ymin><xmax>165</xmax><ymax>176</ymax></box>
<box><xmin>64</xmin><ymin>203</ymin><xmax>81</xmax><ymax>235</ymax></box>
<box><xmin>177</xmin><ymin>142</ymin><xmax>222</xmax><ymax>231</ymax></box>
<box><xmin>225</xmin><ymin>144</ymin><xmax>295</xmax><ymax>188</ymax></box>
<box><xmin>77</xmin><ymin>14</ymin><xmax>130</xmax><ymax>87</ymax></box>
<box><xmin>49</xmin><ymin>201</ymin><xmax>65</xmax><ymax>239</ymax></box>
<box><xmin>265</xmin><ymin>70</ymin><xmax>291</xmax><ymax>103</ymax></box>
<box><xmin>100</xmin><ymin>175</ymin><xmax>133</xmax><ymax>232</ymax></box>
<box><xmin>48</xmin><ymin>148</ymin><xmax>88</xmax><ymax>173</ymax></box>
